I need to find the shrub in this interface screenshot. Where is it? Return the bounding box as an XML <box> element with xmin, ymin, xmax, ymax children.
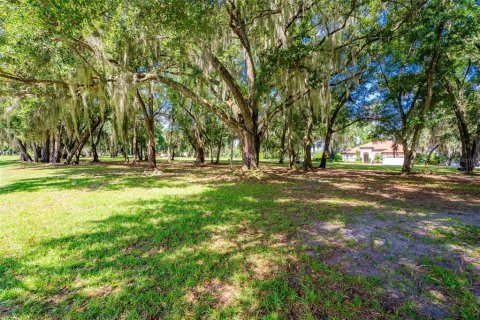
<box><xmin>313</xmin><ymin>151</ymin><xmax>323</xmax><ymax>161</ymax></box>
<box><xmin>331</xmin><ymin>153</ymin><xmax>343</xmax><ymax>162</ymax></box>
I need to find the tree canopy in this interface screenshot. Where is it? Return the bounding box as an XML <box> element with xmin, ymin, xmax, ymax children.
<box><xmin>1</xmin><ymin>0</ymin><xmax>479</xmax><ymax>173</ymax></box>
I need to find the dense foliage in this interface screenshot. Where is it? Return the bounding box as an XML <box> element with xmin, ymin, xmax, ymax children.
<box><xmin>0</xmin><ymin>0</ymin><xmax>479</xmax><ymax>172</ymax></box>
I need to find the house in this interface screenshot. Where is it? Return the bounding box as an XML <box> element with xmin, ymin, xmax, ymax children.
<box><xmin>341</xmin><ymin>141</ymin><xmax>404</xmax><ymax>165</ymax></box>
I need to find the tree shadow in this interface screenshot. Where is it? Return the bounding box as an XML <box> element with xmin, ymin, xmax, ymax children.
<box><xmin>1</xmin><ymin>162</ymin><xmax>479</xmax><ymax>318</ymax></box>
<box><xmin>0</xmin><ymin>182</ymin><xmax>302</xmax><ymax>318</ymax></box>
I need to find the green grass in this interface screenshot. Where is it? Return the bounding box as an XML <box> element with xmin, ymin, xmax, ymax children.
<box><xmin>0</xmin><ymin>157</ymin><xmax>387</xmax><ymax>319</ymax></box>
<box><xmin>0</xmin><ymin>155</ymin><xmax>478</xmax><ymax>319</ymax></box>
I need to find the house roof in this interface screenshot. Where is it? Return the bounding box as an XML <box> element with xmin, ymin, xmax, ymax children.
<box><xmin>342</xmin><ymin>140</ymin><xmax>403</xmax><ymax>154</ymax></box>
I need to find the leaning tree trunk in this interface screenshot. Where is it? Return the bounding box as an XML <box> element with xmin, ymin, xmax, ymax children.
<box><xmin>65</xmin><ymin>119</ymin><xmax>101</xmax><ymax>164</ymax></box>
<box><xmin>91</xmin><ymin>122</ymin><xmax>104</xmax><ymax>163</ymax></box>
<box><xmin>17</xmin><ymin>138</ymin><xmax>32</xmax><ymax>162</ymax></box>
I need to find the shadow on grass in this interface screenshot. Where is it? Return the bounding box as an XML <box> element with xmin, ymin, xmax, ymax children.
<box><xmin>1</xmin><ymin>161</ymin><xmax>479</xmax><ymax>318</ymax></box>
<box><xmin>0</xmin><ymin>183</ymin><xmax>303</xmax><ymax>318</ymax></box>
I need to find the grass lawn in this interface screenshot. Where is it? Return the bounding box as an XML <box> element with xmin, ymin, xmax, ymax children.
<box><xmin>0</xmin><ymin>156</ymin><xmax>479</xmax><ymax>319</ymax></box>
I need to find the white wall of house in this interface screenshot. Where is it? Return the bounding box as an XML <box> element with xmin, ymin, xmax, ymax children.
<box><xmin>342</xmin><ymin>154</ymin><xmax>356</xmax><ymax>162</ymax></box>
<box><xmin>382</xmin><ymin>157</ymin><xmax>404</xmax><ymax>165</ymax></box>
<box><xmin>360</xmin><ymin>148</ymin><xmax>373</xmax><ymax>163</ymax></box>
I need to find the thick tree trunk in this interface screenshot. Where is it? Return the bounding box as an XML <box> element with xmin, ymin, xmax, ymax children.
<box><xmin>196</xmin><ymin>146</ymin><xmax>205</xmax><ymax>163</ymax></box>
<box><xmin>17</xmin><ymin>138</ymin><xmax>32</xmax><ymax>162</ymax></box>
<box><xmin>51</xmin><ymin>129</ymin><xmax>61</xmax><ymax>163</ymax></box>
<box><xmin>400</xmin><ymin>138</ymin><xmax>415</xmax><ymax>173</ymax></box>
<box><xmin>41</xmin><ymin>135</ymin><xmax>50</xmax><ymax>163</ymax></box>
<box><xmin>196</xmin><ymin>128</ymin><xmax>205</xmax><ymax>163</ymax></box>
<box><xmin>147</xmin><ymin>123</ymin><xmax>156</xmax><ymax>168</ymax></box>
<box><xmin>451</xmin><ymin>95</ymin><xmax>479</xmax><ymax>174</ymax></box>
<box><xmin>240</xmin><ymin>130</ymin><xmax>259</xmax><ymax>170</ymax></box>
<box><xmin>65</xmin><ymin>119</ymin><xmax>101</xmax><ymax>164</ymax></box>
<box><xmin>319</xmin><ymin>126</ymin><xmax>333</xmax><ymax>169</ymax></box>
<box><xmin>32</xmin><ymin>143</ymin><xmax>41</xmax><ymax>162</ymax></box>
<box><xmin>92</xmin><ymin>139</ymin><xmax>100</xmax><ymax>162</ymax></box>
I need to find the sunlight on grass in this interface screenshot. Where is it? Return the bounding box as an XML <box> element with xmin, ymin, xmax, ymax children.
<box><xmin>1</xmin><ymin>156</ymin><xmax>478</xmax><ymax>319</ymax></box>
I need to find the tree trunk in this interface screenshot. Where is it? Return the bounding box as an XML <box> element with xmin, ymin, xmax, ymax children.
<box><xmin>65</xmin><ymin>119</ymin><xmax>101</xmax><ymax>164</ymax></box>
<box><xmin>196</xmin><ymin>128</ymin><xmax>205</xmax><ymax>163</ymax></box>
<box><xmin>32</xmin><ymin>143</ymin><xmax>41</xmax><ymax>162</ymax></box>
<box><xmin>402</xmin><ymin>148</ymin><xmax>415</xmax><ymax>173</ymax></box>
<box><xmin>136</xmin><ymin>88</ymin><xmax>157</xmax><ymax>169</ymax></box>
<box><xmin>286</xmin><ymin>106</ymin><xmax>295</xmax><ymax>169</ymax></box>
<box><xmin>17</xmin><ymin>138</ymin><xmax>32</xmax><ymax>162</ymax></box>
<box><xmin>92</xmin><ymin>143</ymin><xmax>99</xmax><ymax>162</ymax></box>
<box><xmin>146</xmin><ymin>120</ymin><xmax>156</xmax><ymax>169</ymax></box>
<box><xmin>91</xmin><ymin>122</ymin><xmax>104</xmax><ymax>163</ymax></box>
<box><xmin>41</xmin><ymin>135</ymin><xmax>50</xmax><ymax>163</ymax></box>
<box><xmin>402</xmin><ymin>22</ymin><xmax>443</xmax><ymax>173</ymax></box>
<box><xmin>209</xmin><ymin>144</ymin><xmax>214</xmax><ymax>164</ymax></box>
<box><xmin>121</xmin><ymin>147</ymin><xmax>129</xmax><ymax>164</ymax></box>
<box><xmin>303</xmin><ymin>100</ymin><xmax>314</xmax><ymax>171</ymax></box>
<box><xmin>319</xmin><ymin>126</ymin><xmax>333</xmax><ymax>169</ymax></box>
<box><xmin>279</xmin><ymin>121</ymin><xmax>287</xmax><ymax>164</ymax></box>
<box><xmin>230</xmin><ymin>138</ymin><xmax>235</xmax><ymax>165</ymax></box>
<box><xmin>215</xmin><ymin>140</ymin><xmax>222</xmax><ymax>164</ymax></box>
<box><xmin>132</xmin><ymin>120</ymin><xmax>139</xmax><ymax>164</ymax></box>
<box><xmin>51</xmin><ymin>129</ymin><xmax>62</xmax><ymax>163</ymax></box>
<box><xmin>239</xmin><ymin>130</ymin><xmax>259</xmax><ymax>170</ymax></box>
<box><xmin>196</xmin><ymin>145</ymin><xmax>205</xmax><ymax>163</ymax></box>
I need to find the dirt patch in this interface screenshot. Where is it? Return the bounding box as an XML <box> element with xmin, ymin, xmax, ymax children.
<box><xmin>301</xmin><ymin>192</ymin><xmax>479</xmax><ymax>318</ymax></box>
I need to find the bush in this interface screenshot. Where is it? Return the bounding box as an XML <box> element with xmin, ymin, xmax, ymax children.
<box><xmin>313</xmin><ymin>151</ymin><xmax>323</xmax><ymax>161</ymax></box>
<box><xmin>373</xmin><ymin>153</ymin><xmax>382</xmax><ymax>164</ymax></box>
<box><xmin>415</xmin><ymin>153</ymin><xmax>427</xmax><ymax>165</ymax></box>
<box><xmin>330</xmin><ymin>153</ymin><xmax>343</xmax><ymax>162</ymax></box>
<box><xmin>429</xmin><ymin>153</ymin><xmax>446</xmax><ymax>165</ymax></box>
